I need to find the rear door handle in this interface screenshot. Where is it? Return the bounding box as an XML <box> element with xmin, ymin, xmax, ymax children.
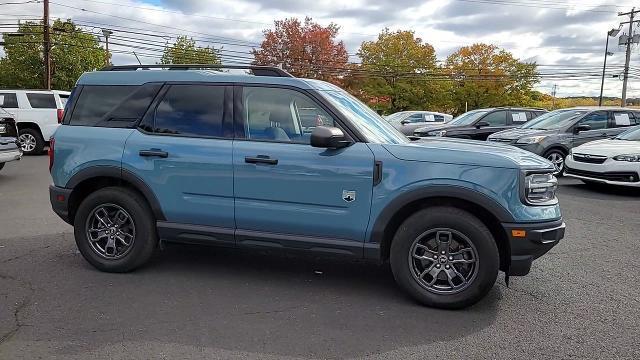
<box><xmin>139</xmin><ymin>149</ymin><xmax>168</xmax><ymax>158</ymax></box>
<box><xmin>245</xmin><ymin>155</ymin><xmax>278</xmax><ymax>165</ymax></box>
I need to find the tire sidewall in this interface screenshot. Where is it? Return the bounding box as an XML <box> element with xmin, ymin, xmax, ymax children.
<box><xmin>74</xmin><ymin>187</ymin><xmax>156</xmax><ymax>272</ymax></box>
<box><xmin>19</xmin><ymin>128</ymin><xmax>44</xmax><ymax>155</ymax></box>
<box><xmin>390</xmin><ymin>207</ymin><xmax>499</xmax><ymax>309</ymax></box>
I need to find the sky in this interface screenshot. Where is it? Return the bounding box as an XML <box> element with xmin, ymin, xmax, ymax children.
<box><xmin>2</xmin><ymin>0</ymin><xmax>640</xmax><ymax>98</ymax></box>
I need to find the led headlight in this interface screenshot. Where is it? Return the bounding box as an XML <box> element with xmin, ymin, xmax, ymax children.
<box><xmin>524</xmin><ymin>173</ymin><xmax>558</xmax><ymax>204</ymax></box>
<box><xmin>516</xmin><ymin>135</ymin><xmax>546</xmax><ymax>144</ymax></box>
<box><xmin>0</xmin><ymin>124</ymin><xmax>5</xmax><ymax>134</ymax></box>
<box><xmin>427</xmin><ymin>130</ymin><xmax>447</xmax><ymax>136</ymax></box>
<box><xmin>612</xmin><ymin>154</ymin><xmax>640</xmax><ymax>162</ymax></box>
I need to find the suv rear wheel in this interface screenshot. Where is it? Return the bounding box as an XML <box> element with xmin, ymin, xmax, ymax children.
<box><xmin>390</xmin><ymin>206</ymin><xmax>499</xmax><ymax>309</ymax></box>
<box><xmin>18</xmin><ymin>128</ymin><xmax>45</xmax><ymax>155</ymax></box>
<box><xmin>74</xmin><ymin>187</ymin><xmax>157</xmax><ymax>272</ymax></box>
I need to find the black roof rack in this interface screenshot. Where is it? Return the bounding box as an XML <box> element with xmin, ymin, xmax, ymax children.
<box><xmin>100</xmin><ymin>64</ymin><xmax>294</xmax><ymax>78</ymax></box>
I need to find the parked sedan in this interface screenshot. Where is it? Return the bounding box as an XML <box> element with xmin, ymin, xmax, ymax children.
<box><xmin>488</xmin><ymin>107</ymin><xmax>640</xmax><ymax>175</ymax></box>
<box><xmin>386</xmin><ymin>111</ymin><xmax>453</xmax><ymax>135</ymax></box>
<box><xmin>414</xmin><ymin>107</ymin><xmax>546</xmax><ymax>140</ymax></box>
<box><xmin>565</xmin><ymin>126</ymin><xmax>640</xmax><ymax>187</ymax></box>
<box><xmin>0</xmin><ymin>111</ymin><xmax>22</xmax><ymax>172</ymax></box>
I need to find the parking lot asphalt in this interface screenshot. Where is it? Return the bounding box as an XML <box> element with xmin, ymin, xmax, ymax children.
<box><xmin>0</xmin><ymin>155</ymin><xmax>639</xmax><ymax>359</ymax></box>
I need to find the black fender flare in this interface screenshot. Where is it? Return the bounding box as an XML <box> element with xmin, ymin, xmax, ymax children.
<box><xmin>66</xmin><ymin>165</ymin><xmax>166</xmax><ymax>221</ymax></box>
<box><xmin>369</xmin><ymin>185</ymin><xmax>514</xmax><ymax>245</ymax></box>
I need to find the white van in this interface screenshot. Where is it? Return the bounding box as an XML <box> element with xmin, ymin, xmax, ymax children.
<box><xmin>0</xmin><ymin>89</ymin><xmax>70</xmax><ymax>154</ymax></box>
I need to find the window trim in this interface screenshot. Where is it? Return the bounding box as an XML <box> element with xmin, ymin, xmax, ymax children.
<box><xmin>137</xmin><ymin>82</ymin><xmax>234</xmax><ymax>140</ymax></box>
<box><xmin>233</xmin><ymin>84</ymin><xmax>360</xmax><ymax>144</ymax></box>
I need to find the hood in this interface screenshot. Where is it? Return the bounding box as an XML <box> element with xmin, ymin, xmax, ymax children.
<box><xmin>572</xmin><ymin>138</ymin><xmax>640</xmax><ymax>156</ymax></box>
<box><xmin>489</xmin><ymin>127</ymin><xmax>556</xmax><ymax>140</ymax></box>
<box><xmin>384</xmin><ymin>137</ymin><xmax>554</xmax><ymax>170</ymax></box>
<box><xmin>414</xmin><ymin>123</ymin><xmax>464</xmax><ymax>134</ymax></box>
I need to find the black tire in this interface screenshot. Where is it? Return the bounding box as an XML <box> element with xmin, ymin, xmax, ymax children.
<box><xmin>390</xmin><ymin>206</ymin><xmax>499</xmax><ymax>309</ymax></box>
<box><xmin>18</xmin><ymin>128</ymin><xmax>45</xmax><ymax>155</ymax></box>
<box><xmin>543</xmin><ymin>149</ymin><xmax>566</xmax><ymax>177</ymax></box>
<box><xmin>73</xmin><ymin>187</ymin><xmax>157</xmax><ymax>272</ymax></box>
<box><xmin>0</xmin><ymin>163</ymin><xmax>4</xmax><ymax>171</ymax></box>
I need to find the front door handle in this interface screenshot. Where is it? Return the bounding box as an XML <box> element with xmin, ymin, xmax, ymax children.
<box><xmin>245</xmin><ymin>155</ymin><xmax>278</xmax><ymax>165</ymax></box>
<box><xmin>139</xmin><ymin>149</ymin><xmax>168</xmax><ymax>158</ymax></box>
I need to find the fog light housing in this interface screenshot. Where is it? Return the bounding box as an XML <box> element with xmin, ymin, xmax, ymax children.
<box><xmin>525</xmin><ymin>173</ymin><xmax>558</xmax><ymax>205</ymax></box>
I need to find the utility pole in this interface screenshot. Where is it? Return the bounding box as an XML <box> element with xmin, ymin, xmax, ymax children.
<box><xmin>43</xmin><ymin>0</ymin><xmax>51</xmax><ymax>90</ymax></box>
<box><xmin>618</xmin><ymin>8</ymin><xmax>640</xmax><ymax>107</ymax></box>
<box><xmin>551</xmin><ymin>84</ymin><xmax>558</xmax><ymax>109</ymax></box>
<box><xmin>102</xmin><ymin>29</ymin><xmax>113</xmax><ymax>66</ymax></box>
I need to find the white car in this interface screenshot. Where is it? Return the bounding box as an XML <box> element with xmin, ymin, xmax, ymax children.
<box><xmin>0</xmin><ymin>89</ymin><xmax>70</xmax><ymax>154</ymax></box>
<box><xmin>385</xmin><ymin>111</ymin><xmax>453</xmax><ymax>135</ymax></box>
<box><xmin>565</xmin><ymin>126</ymin><xmax>640</xmax><ymax>187</ymax></box>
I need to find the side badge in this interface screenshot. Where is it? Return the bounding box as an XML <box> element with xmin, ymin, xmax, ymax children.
<box><xmin>342</xmin><ymin>190</ymin><xmax>356</xmax><ymax>203</ymax></box>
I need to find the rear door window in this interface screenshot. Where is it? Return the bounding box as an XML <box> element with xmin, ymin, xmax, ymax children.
<box><xmin>26</xmin><ymin>93</ymin><xmax>56</xmax><ymax>108</ymax></box>
<box><xmin>511</xmin><ymin>111</ymin><xmax>528</xmax><ymax>123</ymax></box>
<box><xmin>0</xmin><ymin>93</ymin><xmax>18</xmax><ymax>108</ymax></box>
<box><xmin>612</xmin><ymin>111</ymin><xmax>635</xmax><ymax>127</ymax></box>
<box><xmin>153</xmin><ymin>84</ymin><xmax>226</xmax><ymax>137</ymax></box>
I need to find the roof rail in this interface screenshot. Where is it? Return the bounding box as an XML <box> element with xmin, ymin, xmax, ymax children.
<box><xmin>100</xmin><ymin>64</ymin><xmax>294</xmax><ymax>77</ymax></box>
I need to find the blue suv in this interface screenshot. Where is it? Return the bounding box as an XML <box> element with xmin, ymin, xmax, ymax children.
<box><xmin>49</xmin><ymin>65</ymin><xmax>565</xmax><ymax>309</ymax></box>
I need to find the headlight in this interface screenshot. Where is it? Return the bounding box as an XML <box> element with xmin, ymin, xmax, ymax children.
<box><xmin>0</xmin><ymin>124</ymin><xmax>5</xmax><ymax>134</ymax></box>
<box><xmin>613</xmin><ymin>154</ymin><xmax>640</xmax><ymax>162</ymax></box>
<box><xmin>524</xmin><ymin>173</ymin><xmax>558</xmax><ymax>204</ymax></box>
<box><xmin>516</xmin><ymin>136</ymin><xmax>546</xmax><ymax>144</ymax></box>
<box><xmin>427</xmin><ymin>130</ymin><xmax>447</xmax><ymax>136</ymax></box>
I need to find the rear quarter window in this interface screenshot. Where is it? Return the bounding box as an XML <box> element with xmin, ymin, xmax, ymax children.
<box><xmin>69</xmin><ymin>84</ymin><xmax>160</xmax><ymax>126</ymax></box>
<box><xmin>26</xmin><ymin>93</ymin><xmax>56</xmax><ymax>108</ymax></box>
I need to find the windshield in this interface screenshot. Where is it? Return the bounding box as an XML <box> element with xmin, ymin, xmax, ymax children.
<box><xmin>522</xmin><ymin>110</ymin><xmax>587</xmax><ymax>130</ymax></box>
<box><xmin>316</xmin><ymin>88</ymin><xmax>409</xmax><ymax>144</ymax></box>
<box><xmin>386</xmin><ymin>112</ymin><xmax>407</xmax><ymax>122</ymax></box>
<box><xmin>449</xmin><ymin>110</ymin><xmax>489</xmax><ymax>125</ymax></box>
<box><xmin>615</xmin><ymin>126</ymin><xmax>640</xmax><ymax>140</ymax></box>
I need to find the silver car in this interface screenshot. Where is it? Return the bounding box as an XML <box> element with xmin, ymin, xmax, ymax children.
<box><xmin>386</xmin><ymin>111</ymin><xmax>453</xmax><ymax>135</ymax></box>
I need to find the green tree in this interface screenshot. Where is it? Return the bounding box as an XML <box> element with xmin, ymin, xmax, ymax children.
<box><xmin>445</xmin><ymin>43</ymin><xmax>538</xmax><ymax>114</ymax></box>
<box><xmin>356</xmin><ymin>29</ymin><xmax>446</xmax><ymax>113</ymax></box>
<box><xmin>0</xmin><ymin>19</ymin><xmax>105</xmax><ymax>90</ymax></box>
<box><xmin>160</xmin><ymin>36</ymin><xmax>220</xmax><ymax>65</ymax></box>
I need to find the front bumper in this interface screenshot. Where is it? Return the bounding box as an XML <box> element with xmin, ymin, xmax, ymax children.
<box><xmin>49</xmin><ymin>184</ymin><xmax>73</xmax><ymax>224</ymax></box>
<box><xmin>0</xmin><ymin>144</ymin><xmax>22</xmax><ymax>164</ymax></box>
<box><xmin>502</xmin><ymin>219</ymin><xmax>565</xmax><ymax>276</ymax></box>
<box><xmin>565</xmin><ymin>156</ymin><xmax>640</xmax><ymax>187</ymax></box>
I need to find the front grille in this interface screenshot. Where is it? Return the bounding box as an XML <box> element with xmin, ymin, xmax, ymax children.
<box><xmin>488</xmin><ymin>138</ymin><xmax>514</xmax><ymax>144</ymax></box>
<box><xmin>572</xmin><ymin>153</ymin><xmax>607</xmax><ymax>164</ymax></box>
<box><xmin>566</xmin><ymin>168</ymin><xmax>639</xmax><ymax>182</ymax></box>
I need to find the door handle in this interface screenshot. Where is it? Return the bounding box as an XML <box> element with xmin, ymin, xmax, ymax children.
<box><xmin>245</xmin><ymin>155</ymin><xmax>278</xmax><ymax>165</ymax></box>
<box><xmin>139</xmin><ymin>149</ymin><xmax>168</xmax><ymax>158</ymax></box>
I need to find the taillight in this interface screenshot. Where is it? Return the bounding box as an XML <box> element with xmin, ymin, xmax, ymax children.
<box><xmin>48</xmin><ymin>137</ymin><xmax>55</xmax><ymax>172</ymax></box>
<box><xmin>57</xmin><ymin>109</ymin><xmax>64</xmax><ymax>124</ymax></box>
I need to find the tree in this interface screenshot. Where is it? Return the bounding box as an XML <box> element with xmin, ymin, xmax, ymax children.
<box><xmin>253</xmin><ymin>17</ymin><xmax>348</xmax><ymax>83</ymax></box>
<box><xmin>356</xmin><ymin>29</ymin><xmax>447</xmax><ymax>114</ymax></box>
<box><xmin>160</xmin><ymin>36</ymin><xmax>220</xmax><ymax>65</ymax></box>
<box><xmin>0</xmin><ymin>19</ymin><xmax>105</xmax><ymax>90</ymax></box>
<box><xmin>445</xmin><ymin>43</ymin><xmax>538</xmax><ymax>114</ymax></box>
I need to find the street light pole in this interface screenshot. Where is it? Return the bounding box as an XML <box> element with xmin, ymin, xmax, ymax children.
<box><xmin>599</xmin><ymin>28</ymin><xmax>621</xmax><ymax>106</ymax></box>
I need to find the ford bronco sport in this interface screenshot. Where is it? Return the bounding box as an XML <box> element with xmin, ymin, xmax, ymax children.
<box><xmin>49</xmin><ymin>65</ymin><xmax>565</xmax><ymax>309</ymax></box>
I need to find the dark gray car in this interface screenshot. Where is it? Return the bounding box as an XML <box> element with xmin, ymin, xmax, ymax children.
<box><xmin>487</xmin><ymin>107</ymin><xmax>640</xmax><ymax>174</ymax></box>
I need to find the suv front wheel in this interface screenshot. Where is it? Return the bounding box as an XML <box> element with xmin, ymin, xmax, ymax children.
<box><xmin>74</xmin><ymin>187</ymin><xmax>157</xmax><ymax>272</ymax></box>
<box><xmin>390</xmin><ymin>206</ymin><xmax>499</xmax><ymax>309</ymax></box>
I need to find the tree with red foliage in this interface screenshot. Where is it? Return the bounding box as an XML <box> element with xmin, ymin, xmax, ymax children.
<box><xmin>253</xmin><ymin>17</ymin><xmax>349</xmax><ymax>84</ymax></box>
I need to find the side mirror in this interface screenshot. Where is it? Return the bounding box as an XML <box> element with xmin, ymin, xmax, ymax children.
<box><xmin>400</xmin><ymin>119</ymin><xmax>410</xmax><ymax>125</ymax></box>
<box><xmin>574</xmin><ymin>124</ymin><xmax>591</xmax><ymax>133</ymax></box>
<box><xmin>476</xmin><ymin>121</ymin><xmax>490</xmax><ymax>128</ymax></box>
<box><xmin>310</xmin><ymin>126</ymin><xmax>351</xmax><ymax>149</ymax></box>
